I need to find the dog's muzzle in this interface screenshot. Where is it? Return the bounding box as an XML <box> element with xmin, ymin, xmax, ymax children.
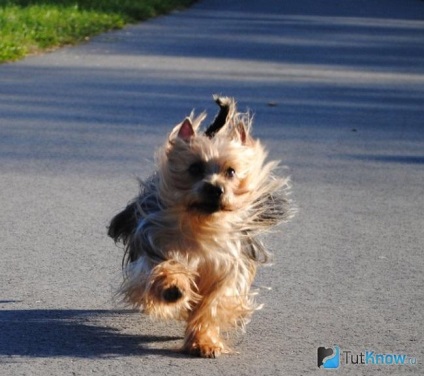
<box><xmin>202</xmin><ymin>182</ymin><xmax>224</xmax><ymax>200</ymax></box>
<box><xmin>194</xmin><ymin>183</ymin><xmax>224</xmax><ymax>213</ymax></box>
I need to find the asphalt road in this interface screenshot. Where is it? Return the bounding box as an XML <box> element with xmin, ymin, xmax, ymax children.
<box><xmin>1</xmin><ymin>0</ymin><xmax>423</xmax><ymax>375</ymax></box>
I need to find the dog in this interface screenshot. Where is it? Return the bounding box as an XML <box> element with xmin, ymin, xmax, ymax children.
<box><xmin>108</xmin><ymin>96</ymin><xmax>292</xmax><ymax>358</ymax></box>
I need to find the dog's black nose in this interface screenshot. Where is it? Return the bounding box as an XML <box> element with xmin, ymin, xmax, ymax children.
<box><xmin>203</xmin><ymin>183</ymin><xmax>224</xmax><ymax>199</ymax></box>
<box><xmin>162</xmin><ymin>286</ymin><xmax>183</xmax><ymax>303</ymax></box>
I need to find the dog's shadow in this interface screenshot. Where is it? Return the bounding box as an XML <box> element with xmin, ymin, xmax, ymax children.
<box><xmin>0</xmin><ymin>308</ymin><xmax>187</xmax><ymax>359</ymax></box>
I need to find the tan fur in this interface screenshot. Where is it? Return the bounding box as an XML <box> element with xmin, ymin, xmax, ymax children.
<box><xmin>109</xmin><ymin>96</ymin><xmax>293</xmax><ymax>358</ymax></box>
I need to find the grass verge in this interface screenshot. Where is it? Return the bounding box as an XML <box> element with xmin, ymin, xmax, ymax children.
<box><xmin>0</xmin><ymin>0</ymin><xmax>194</xmax><ymax>63</ymax></box>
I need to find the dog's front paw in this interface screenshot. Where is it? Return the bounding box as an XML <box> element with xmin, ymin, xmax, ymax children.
<box><xmin>162</xmin><ymin>285</ymin><xmax>183</xmax><ymax>303</ymax></box>
<box><xmin>185</xmin><ymin>340</ymin><xmax>225</xmax><ymax>358</ymax></box>
<box><xmin>183</xmin><ymin>327</ymin><xmax>230</xmax><ymax>359</ymax></box>
<box><xmin>141</xmin><ymin>260</ymin><xmax>200</xmax><ymax>320</ymax></box>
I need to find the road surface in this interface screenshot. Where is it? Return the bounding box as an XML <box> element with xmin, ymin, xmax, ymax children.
<box><xmin>0</xmin><ymin>0</ymin><xmax>423</xmax><ymax>374</ymax></box>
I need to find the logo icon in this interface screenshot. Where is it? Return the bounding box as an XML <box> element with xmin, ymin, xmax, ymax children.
<box><xmin>318</xmin><ymin>346</ymin><xmax>340</xmax><ymax>369</ymax></box>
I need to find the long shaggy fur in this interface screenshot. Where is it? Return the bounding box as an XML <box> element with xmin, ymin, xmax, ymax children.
<box><xmin>108</xmin><ymin>96</ymin><xmax>293</xmax><ymax>358</ymax></box>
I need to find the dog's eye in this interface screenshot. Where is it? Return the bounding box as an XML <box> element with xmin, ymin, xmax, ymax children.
<box><xmin>226</xmin><ymin>167</ymin><xmax>236</xmax><ymax>179</ymax></box>
<box><xmin>188</xmin><ymin>161</ymin><xmax>205</xmax><ymax>178</ymax></box>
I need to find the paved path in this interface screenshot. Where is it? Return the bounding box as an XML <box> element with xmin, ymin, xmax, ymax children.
<box><xmin>1</xmin><ymin>0</ymin><xmax>423</xmax><ymax>375</ymax></box>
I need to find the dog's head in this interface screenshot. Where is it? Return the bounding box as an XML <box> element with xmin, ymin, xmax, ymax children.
<box><xmin>157</xmin><ymin>97</ymin><xmax>277</xmax><ymax>217</ymax></box>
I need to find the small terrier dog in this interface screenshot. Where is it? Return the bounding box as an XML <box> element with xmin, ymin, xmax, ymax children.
<box><xmin>108</xmin><ymin>96</ymin><xmax>292</xmax><ymax>358</ymax></box>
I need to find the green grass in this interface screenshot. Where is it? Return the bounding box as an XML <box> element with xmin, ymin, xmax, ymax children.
<box><xmin>0</xmin><ymin>0</ymin><xmax>194</xmax><ymax>63</ymax></box>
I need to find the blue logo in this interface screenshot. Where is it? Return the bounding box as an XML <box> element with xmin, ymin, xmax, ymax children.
<box><xmin>318</xmin><ymin>346</ymin><xmax>340</xmax><ymax>369</ymax></box>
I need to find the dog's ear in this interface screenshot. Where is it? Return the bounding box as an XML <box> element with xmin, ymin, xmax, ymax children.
<box><xmin>108</xmin><ymin>201</ymin><xmax>138</xmax><ymax>245</ymax></box>
<box><xmin>235</xmin><ymin>121</ymin><xmax>249</xmax><ymax>144</ymax></box>
<box><xmin>169</xmin><ymin>117</ymin><xmax>195</xmax><ymax>142</ymax></box>
<box><xmin>177</xmin><ymin>118</ymin><xmax>195</xmax><ymax>141</ymax></box>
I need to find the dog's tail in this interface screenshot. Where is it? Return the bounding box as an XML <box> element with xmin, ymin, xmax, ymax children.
<box><xmin>204</xmin><ymin>95</ymin><xmax>236</xmax><ymax>138</ymax></box>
